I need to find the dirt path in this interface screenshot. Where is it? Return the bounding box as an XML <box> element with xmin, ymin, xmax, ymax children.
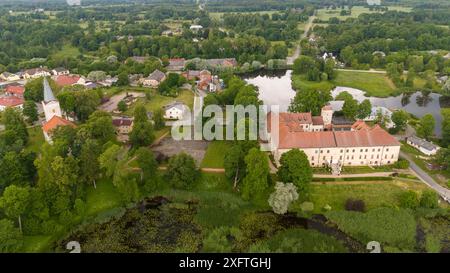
<box><xmin>287</xmin><ymin>14</ymin><xmax>316</xmax><ymax>65</ymax></box>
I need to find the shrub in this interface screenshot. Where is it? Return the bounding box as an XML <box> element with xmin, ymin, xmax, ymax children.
<box><xmin>326</xmin><ymin>208</ymin><xmax>417</xmax><ymax>250</ymax></box>
<box><xmin>420</xmin><ymin>191</ymin><xmax>439</xmax><ymax>209</ymax></box>
<box><xmin>394</xmin><ymin>159</ymin><xmax>410</xmax><ymax>169</ymax></box>
<box><xmin>345</xmin><ymin>199</ymin><xmax>366</xmax><ymax>212</ymax></box>
<box><xmin>399</xmin><ymin>190</ymin><xmax>419</xmax><ymax>209</ymax></box>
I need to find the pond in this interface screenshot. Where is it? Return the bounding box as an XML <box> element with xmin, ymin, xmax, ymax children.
<box><xmin>243</xmin><ymin>70</ymin><xmax>446</xmax><ymax>136</ymax></box>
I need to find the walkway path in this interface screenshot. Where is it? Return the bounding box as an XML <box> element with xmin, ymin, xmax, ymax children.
<box><xmin>400</xmin><ymin>151</ymin><xmax>450</xmax><ymax>203</ymax></box>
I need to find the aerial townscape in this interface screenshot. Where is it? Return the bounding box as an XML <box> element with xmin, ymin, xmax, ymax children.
<box><xmin>0</xmin><ymin>0</ymin><xmax>449</xmax><ymax>256</ymax></box>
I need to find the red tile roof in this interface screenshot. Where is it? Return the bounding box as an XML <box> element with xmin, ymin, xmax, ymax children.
<box><xmin>0</xmin><ymin>96</ymin><xmax>24</xmax><ymax>107</ymax></box>
<box><xmin>352</xmin><ymin>120</ymin><xmax>370</xmax><ymax>131</ymax></box>
<box><xmin>312</xmin><ymin>116</ymin><xmax>324</xmax><ymax>126</ymax></box>
<box><xmin>280</xmin><ymin>112</ymin><xmax>312</xmax><ymax>125</ymax></box>
<box><xmin>42</xmin><ymin>116</ymin><xmax>76</xmax><ymax>133</ymax></box>
<box><xmin>5</xmin><ymin>85</ymin><xmax>25</xmax><ymax>96</ymax></box>
<box><xmin>55</xmin><ymin>75</ymin><xmax>81</xmax><ymax>86</ymax></box>
<box><xmin>271</xmin><ymin>112</ymin><xmax>399</xmax><ymax>149</ymax></box>
<box><xmin>279</xmin><ymin>130</ymin><xmax>336</xmax><ymax>149</ymax></box>
<box><xmin>334</xmin><ymin>128</ymin><xmax>400</xmax><ymax>147</ymax></box>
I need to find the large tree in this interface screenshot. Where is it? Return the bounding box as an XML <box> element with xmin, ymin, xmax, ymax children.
<box><xmin>288</xmin><ymin>88</ymin><xmax>332</xmax><ymax>116</ymax></box>
<box><xmin>0</xmin><ymin>185</ymin><xmax>30</xmax><ymax>233</ymax></box>
<box><xmin>277</xmin><ymin>149</ymin><xmax>312</xmax><ymax>196</ymax></box>
<box><xmin>293</xmin><ymin>55</ymin><xmax>316</xmax><ymax>75</ymax></box>
<box><xmin>417</xmin><ymin>114</ymin><xmax>435</xmax><ymax>140</ymax></box>
<box><xmin>391</xmin><ymin>110</ymin><xmax>409</xmax><ymax>133</ymax></box>
<box><xmin>2</xmin><ymin>108</ymin><xmax>28</xmax><ymax>145</ymax></box>
<box><xmin>356</xmin><ymin>99</ymin><xmax>372</xmax><ymax>120</ymax></box>
<box><xmin>268</xmin><ymin>182</ymin><xmax>299</xmax><ymax>214</ymax></box>
<box><xmin>135</xmin><ymin>147</ymin><xmax>159</xmax><ymax>191</ymax></box>
<box><xmin>165</xmin><ymin>153</ymin><xmax>199</xmax><ymax>189</ymax></box>
<box><xmin>22</xmin><ymin>101</ymin><xmax>38</xmax><ymax>123</ymax></box>
<box><xmin>0</xmin><ymin>219</ymin><xmax>23</xmax><ymax>252</ymax></box>
<box><xmin>241</xmin><ymin>148</ymin><xmax>270</xmax><ymax>200</ymax></box>
<box><xmin>342</xmin><ymin>97</ymin><xmax>359</xmax><ymax>120</ymax></box>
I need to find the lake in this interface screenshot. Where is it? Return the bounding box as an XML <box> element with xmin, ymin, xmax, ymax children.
<box><xmin>243</xmin><ymin>70</ymin><xmax>446</xmax><ymax>136</ymax></box>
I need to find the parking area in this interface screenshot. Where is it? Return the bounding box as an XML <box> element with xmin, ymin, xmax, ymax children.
<box><xmin>151</xmin><ymin>135</ymin><xmax>209</xmax><ymax>166</ymax></box>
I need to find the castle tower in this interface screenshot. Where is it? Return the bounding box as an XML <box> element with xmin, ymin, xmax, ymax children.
<box><xmin>42</xmin><ymin>77</ymin><xmax>62</xmax><ymax>122</ymax></box>
<box><xmin>321</xmin><ymin>105</ymin><xmax>333</xmax><ymax>126</ymax></box>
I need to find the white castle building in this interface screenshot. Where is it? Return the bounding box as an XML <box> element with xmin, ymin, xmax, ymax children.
<box><xmin>267</xmin><ymin>105</ymin><xmax>401</xmax><ymax>168</ymax></box>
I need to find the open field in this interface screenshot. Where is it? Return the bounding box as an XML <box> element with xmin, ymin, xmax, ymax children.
<box><xmin>292</xmin><ymin>70</ymin><xmax>397</xmax><ymax>97</ymax></box>
<box><xmin>210</xmin><ymin>10</ymin><xmax>280</xmax><ymax>21</ymax></box>
<box><xmin>316</xmin><ymin>6</ymin><xmax>412</xmax><ymax>22</ymax></box>
<box><xmin>125</xmin><ymin>89</ymin><xmax>195</xmax><ymax>116</ymax></box>
<box><xmin>298</xmin><ymin>180</ymin><xmax>430</xmax><ymax>213</ymax></box>
<box><xmin>51</xmin><ymin>44</ymin><xmax>80</xmax><ymax>60</ymax></box>
<box><xmin>200</xmin><ymin>141</ymin><xmax>234</xmax><ymax>168</ymax></box>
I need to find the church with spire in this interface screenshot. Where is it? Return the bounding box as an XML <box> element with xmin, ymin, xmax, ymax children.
<box><xmin>41</xmin><ymin>77</ymin><xmax>75</xmax><ymax>143</ymax></box>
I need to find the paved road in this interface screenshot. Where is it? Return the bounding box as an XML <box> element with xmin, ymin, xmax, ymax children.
<box><xmin>400</xmin><ymin>151</ymin><xmax>450</xmax><ymax>203</ymax></box>
<box><xmin>286</xmin><ymin>14</ymin><xmax>315</xmax><ymax>65</ymax></box>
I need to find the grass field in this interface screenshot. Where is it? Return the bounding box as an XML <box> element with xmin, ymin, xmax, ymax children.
<box><xmin>200</xmin><ymin>141</ymin><xmax>234</xmax><ymax>168</ymax></box>
<box><xmin>51</xmin><ymin>44</ymin><xmax>80</xmax><ymax>60</ymax></box>
<box><xmin>125</xmin><ymin>89</ymin><xmax>195</xmax><ymax>116</ymax></box>
<box><xmin>26</xmin><ymin>126</ymin><xmax>45</xmax><ymax>153</ymax></box>
<box><xmin>333</xmin><ymin>71</ymin><xmax>396</xmax><ymax>97</ymax></box>
<box><xmin>292</xmin><ymin>70</ymin><xmax>397</xmax><ymax>97</ymax></box>
<box><xmin>85</xmin><ymin>178</ymin><xmax>123</xmax><ymax>216</ymax></box>
<box><xmin>210</xmin><ymin>10</ymin><xmax>280</xmax><ymax>21</ymax></box>
<box><xmin>316</xmin><ymin>6</ymin><xmax>412</xmax><ymax>22</ymax></box>
<box><xmin>295</xmin><ymin>180</ymin><xmax>429</xmax><ymax>213</ymax></box>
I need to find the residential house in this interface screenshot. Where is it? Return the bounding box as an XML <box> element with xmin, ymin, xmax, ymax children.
<box><xmin>0</xmin><ymin>72</ymin><xmax>20</xmax><ymax>81</ymax></box>
<box><xmin>52</xmin><ymin>67</ymin><xmax>70</xmax><ymax>76</ymax></box>
<box><xmin>167</xmin><ymin>58</ymin><xmax>186</xmax><ymax>71</ymax></box>
<box><xmin>128</xmin><ymin>56</ymin><xmax>148</xmax><ymax>64</ymax></box>
<box><xmin>163</xmin><ymin>101</ymin><xmax>187</xmax><ymax>120</ymax></box>
<box><xmin>0</xmin><ymin>96</ymin><xmax>24</xmax><ymax>111</ymax></box>
<box><xmin>55</xmin><ymin>74</ymin><xmax>86</xmax><ymax>87</ymax></box>
<box><xmin>182</xmin><ymin>70</ymin><xmax>201</xmax><ymax>81</ymax></box>
<box><xmin>98</xmin><ymin>76</ymin><xmax>118</xmax><ymax>87</ymax></box>
<box><xmin>189</xmin><ymin>25</ymin><xmax>203</xmax><ymax>31</ymax></box>
<box><xmin>23</xmin><ymin>67</ymin><xmax>51</xmax><ymax>79</ymax></box>
<box><xmin>4</xmin><ymin>85</ymin><xmax>25</xmax><ymax>98</ymax></box>
<box><xmin>206</xmin><ymin>58</ymin><xmax>238</xmax><ymax>68</ymax></box>
<box><xmin>112</xmin><ymin>116</ymin><xmax>134</xmax><ymax>135</ymax></box>
<box><xmin>406</xmin><ymin>136</ymin><xmax>441</xmax><ymax>156</ymax></box>
<box><xmin>142</xmin><ymin>70</ymin><xmax>166</xmax><ymax>87</ymax></box>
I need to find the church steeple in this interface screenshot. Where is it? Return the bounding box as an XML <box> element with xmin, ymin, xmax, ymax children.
<box><xmin>41</xmin><ymin>77</ymin><xmax>62</xmax><ymax>122</ymax></box>
<box><xmin>43</xmin><ymin>77</ymin><xmax>56</xmax><ymax>102</ymax></box>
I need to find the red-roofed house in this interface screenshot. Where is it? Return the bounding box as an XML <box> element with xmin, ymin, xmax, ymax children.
<box><xmin>55</xmin><ymin>75</ymin><xmax>86</xmax><ymax>87</ymax></box>
<box><xmin>5</xmin><ymin>85</ymin><xmax>25</xmax><ymax>98</ymax></box>
<box><xmin>0</xmin><ymin>96</ymin><xmax>24</xmax><ymax>111</ymax></box>
<box><xmin>42</xmin><ymin>115</ymin><xmax>76</xmax><ymax>143</ymax></box>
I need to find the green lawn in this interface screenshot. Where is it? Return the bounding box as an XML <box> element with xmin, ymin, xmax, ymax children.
<box><xmin>291</xmin><ymin>74</ymin><xmax>335</xmax><ymax>92</ymax></box>
<box><xmin>51</xmin><ymin>44</ymin><xmax>80</xmax><ymax>60</ymax></box>
<box><xmin>292</xmin><ymin>71</ymin><xmax>397</xmax><ymax>97</ymax></box>
<box><xmin>316</xmin><ymin>6</ymin><xmax>411</xmax><ymax>22</ymax></box>
<box><xmin>200</xmin><ymin>141</ymin><xmax>234</xmax><ymax>168</ymax></box>
<box><xmin>294</xmin><ymin>180</ymin><xmax>429</xmax><ymax>213</ymax></box>
<box><xmin>22</xmin><ymin>235</ymin><xmax>53</xmax><ymax>253</ymax></box>
<box><xmin>210</xmin><ymin>10</ymin><xmax>279</xmax><ymax>21</ymax></box>
<box><xmin>125</xmin><ymin>90</ymin><xmax>195</xmax><ymax>116</ymax></box>
<box><xmin>85</xmin><ymin>178</ymin><xmax>122</xmax><ymax>216</ymax></box>
<box><xmin>333</xmin><ymin>71</ymin><xmax>397</xmax><ymax>97</ymax></box>
<box><xmin>26</xmin><ymin>126</ymin><xmax>45</xmax><ymax>153</ymax></box>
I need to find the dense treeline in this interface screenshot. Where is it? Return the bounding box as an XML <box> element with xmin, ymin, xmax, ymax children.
<box><xmin>314</xmin><ymin>10</ymin><xmax>450</xmax><ymax>72</ymax></box>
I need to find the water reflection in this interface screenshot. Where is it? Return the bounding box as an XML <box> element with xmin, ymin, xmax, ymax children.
<box><xmin>243</xmin><ymin>70</ymin><xmax>444</xmax><ymax>136</ymax></box>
